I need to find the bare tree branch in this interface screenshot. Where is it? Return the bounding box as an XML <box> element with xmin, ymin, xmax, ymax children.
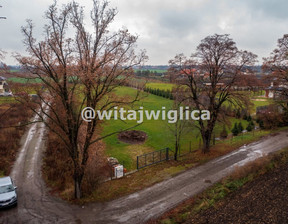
<box><xmin>16</xmin><ymin>0</ymin><xmax>147</xmax><ymax>199</ymax></box>
<box><xmin>169</xmin><ymin>34</ymin><xmax>257</xmax><ymax>153</ymax></box>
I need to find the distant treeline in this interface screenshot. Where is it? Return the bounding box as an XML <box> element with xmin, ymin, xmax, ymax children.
<box><xmin>134</xmin><ymin>69</ymin><xmax>166</xmax><ymax>77</ymax></box>
<box><xmin>133</xmin><ymin>65</ymin><xmax>169</xmax><ymax>70</ymax></box>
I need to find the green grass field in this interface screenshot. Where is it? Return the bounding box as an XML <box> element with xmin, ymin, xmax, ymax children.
<box><xmin>134</xmin><ymin>69</ymin><xmax>167</xmax><ymax>73</ymax></box>
<box><xmin>251</xmin><ymin>98</ymin><xmax>273</xmax><ymax>113</ymax></box>
<box><xmin>0</xmin><ymin>96</ymin><xmax>16</xmax><ymax>104</ymax></box>
<box><xmin>9</xmin><ymin>69</ymin><xmax>20</xmax><ymax>73</ymax></box>
<box><xmin>101</xmin><ymin>86</ymin><xmax>258</xmax><ymax>171</ymax></box>
<box><xmin>102</xmin><ymin>87</ymin><xmax>175</xmax><ymax>170</ymax></box>
<box><xmin>8</xmin><ymin>77</ymin><xmax>42</xmax><ymax>83</ymax></box>
<box><xmin>145</xmin><ymin>82</ymin><xmax>175</xmax><ymax>91</ymax></box>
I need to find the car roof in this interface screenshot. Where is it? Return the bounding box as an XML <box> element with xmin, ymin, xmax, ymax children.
<box><xmin>0</xmin><ymin>176</ymin><xmax>12</xmax><ymax>186</ymax></box>
<box><xmin>0</xmin><ymin>76</ymin><xmax>6</xmax><ymax>81</ymax></box>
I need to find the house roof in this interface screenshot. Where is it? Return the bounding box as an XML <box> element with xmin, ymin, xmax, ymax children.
<box><xmin>180</xmin><ymin>69</ymin><xmax>197</xmax><ymax>75</ymax></box>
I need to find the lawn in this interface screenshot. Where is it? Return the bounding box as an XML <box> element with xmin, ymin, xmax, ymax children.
<box><xmin>102</xmin><ymin>87</ymin><xmax>175</xmax><ymax>170</ymax></box>
<box><xmin>8</xmin><ymin>77</ymin><xmax>42</xmax><ymax>83</ymax></box>
<box><xmin>145</xmin><ymin>82</ymin><xmax>175</xmax><ymax>91</ymax></box>
<box><xmin>134</xmin><ymin>69</ymin><xmax>167</xmax><ymax>73</ymax></box>
<box><xmin>0</xmin><ymin>96</ymin><xmax>16</xmax><ymax>104</ymax></box>
<box><xmin>251</xmin><ymin>98</ymin><xmax>273</xmax><ymax>113</ymax></box>
<box><xmin>101</xmin><ymin>86</ymin><xmax>254</xmax><ymax>171</ymax></box>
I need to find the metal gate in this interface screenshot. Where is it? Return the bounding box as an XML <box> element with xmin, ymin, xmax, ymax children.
<box><xmin>136</xmin><ymin>148</ymin><xmax>173</xmax><ymax>170</ymax></box>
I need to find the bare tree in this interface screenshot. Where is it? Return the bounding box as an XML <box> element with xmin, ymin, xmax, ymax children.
<box><xmin>167</xmin><ymin>100</ymin><xmax>191</xmax><ymax>161</ymax></box>
<box><xmin>263</xmin><ymin>34</ymin><xmax>288</xmax><ymax>108</ymax></box>
<box><xmin>169</xmin><ymin>34</ymin><xmax>257</xmax><ymax>153</ymax></box>
<box><xmin>16</xmin><ymin>0</ymin><xmax>146</xmax><ymax>199</ymax></box>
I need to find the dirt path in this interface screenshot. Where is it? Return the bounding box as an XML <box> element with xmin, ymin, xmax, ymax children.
<box><xmin>1</xmin><ymin>119</ymin><xmax>288</xmax><ymax>223</ymax></box>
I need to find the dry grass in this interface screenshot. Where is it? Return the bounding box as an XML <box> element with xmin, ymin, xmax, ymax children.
<box><xmin>42</xmin><ymin>129</ymin><xmax>111</xmax><ymax>201</ymax></box>
<box><xmin>0</xmin><ymin>102</ymin><xmax>33</xmax><ymax>175</ymax></box>
<box><xmin>42</xmin><ymin>132</ymin><xmax>74</xmax><ymax>193</ymax></box>
<box><xmin>229</xmin><ymin>156</ymin><xmax>271</xmax><ymax>180</ymax></box>
<box><xmin>149</xmin><ymin>147</ymin><xmax>288</xmax><ymax>224</ymax></box>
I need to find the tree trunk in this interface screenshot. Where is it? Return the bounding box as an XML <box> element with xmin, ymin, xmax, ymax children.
<box><xmin>75</xmin><ymin>178</ymin><xmax>82</xmax><ymax>199</ymax></box>
<box><xmin>174</xmin><ymin>141</ymin><xmax>179</xmax><ymax>161</ymax></box>
<box><xmin>74</xmin><ymin>165</ymin><xmax>84</xmax><ymax>199</ymax></box>
<box><xmin>202</xmin><ymin>130</ymin><xmax>212</xmax><ymax>154</ymax></box>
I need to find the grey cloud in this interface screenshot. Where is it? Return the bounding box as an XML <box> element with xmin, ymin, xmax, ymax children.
<box><xmin>245</xmin><ymin>0</ymin><xmax>288</xmax><ymax>20</ymax></box>
<box><xmin>158</xmin><ymin>10</ymin><xmax>200</xmax><ymax>37</ymax></box>
<box><xmin>1</xmin><ymin>0</ymin><xmax>288</xmax><ymax>65</ymax></box>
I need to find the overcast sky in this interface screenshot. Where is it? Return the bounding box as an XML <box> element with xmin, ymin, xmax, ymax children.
<box><xmin>1</xmin><ymin>0</ymin><xmax>288</xmax><ymax>65</ymax></box>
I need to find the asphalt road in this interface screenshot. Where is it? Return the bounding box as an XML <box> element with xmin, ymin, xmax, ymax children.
<box><xmin>1</xmin><ymin>119</ymin><xmax>288</xmax><ymax>224</ymax></box>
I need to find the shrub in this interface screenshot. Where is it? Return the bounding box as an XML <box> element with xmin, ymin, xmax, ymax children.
<box><xmin>235</xmin><ymin>109</ymin><xmax>241</xmax><ymax>118</ymax></box>
<box><xmin>238</xmin><ymin>122</ymin><xmax>243</xmax><ymax>132</ymax></box>
<box><xmin>220</xmin><ymin>126</ymin><xmax>228</xmax><ymax>139</ymax></box>
<box><xmin>43</xmin><ymin>128</ymin><xmax>110</xmax><ymax>199</ymax></box>
<box><xmin>246</xmin><ymin>123</ymin><xmax>252</xmax><ymax>132</ymax></box>
<box><xmin>0</xmin><ymin>103</ymin><xmax>33</xmax><ymax>175</ymax></box>
<box><xmin>247</xmin><ymin>115</ymin><xmax>252</xmax><ymax>122</ymax></box>
<box><xmin>231</xmin><ymin>123</ymin><xmax>239</xmax><ymax>136</ymax></box>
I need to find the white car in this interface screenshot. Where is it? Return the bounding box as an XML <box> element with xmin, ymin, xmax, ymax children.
<box><xmin>4</xmin><ymin>92</ymin><xmax>13</xmax><ymax>97</ymax></box>
<box><xmin>0</xmin><ymin>176</ymin><xmax>17</xmax><ymax>208</ymax></box>
<box><xmin>0</xmin><ymin>92</ymin><xmax>13</xmax><ymax>97</ymax></box>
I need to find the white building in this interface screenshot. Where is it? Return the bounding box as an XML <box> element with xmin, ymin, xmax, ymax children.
<box><xmin>265</xmin><ymin>82</ymin><xmax>288</xmax><ymax>99</ymax></box>
<box><xmin>0</xmin><ymin>76</ymin><xmax>12</xmax><ymax>96</ymax></box>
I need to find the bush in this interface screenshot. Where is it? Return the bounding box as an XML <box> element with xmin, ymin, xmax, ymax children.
<box><xmin>258</xmin><ymin>120</ymin><xmax>264</xmax><ymax>129</ymax></box>
<box><xmin>231</xmin><ymin>123</ymin><xmax>239</xmax><ymax>136</ymax></box>
<box><xmin>250</xmin><ymin>121</ymin><xmax>255</xmax><ymax>129</ymax></box>
<box><xmin>246</xmin><ymin>123</ymin><xmax>253</xmax><ymax>132</ymax></box>
<box><xmin>238</xmin><ymin>122</ymin><xmax>243</xmax><ymax>132</ymax></box>
<box><xmin>247</xmin><ymin>115</ymin><xmax>252</xmax><ymax>122</ymax></box>
<box><xmin>235</xmin><ymin>109</ymin><xmax>241</xmax><ymax>118</ymax></box>
<box><xmin>220</xmin><ymin>126</ymin><xmax>228</xmax><ymax>139</ymax></box>
<box><xmin>43</xmin><ymin>128</ymin><xmax>110</xmax><ymax>199</ymax></box>
<box><xmin>256</xmin><ymin>105</ymin><xmax>288</xmax><ymax>129</ymax></box>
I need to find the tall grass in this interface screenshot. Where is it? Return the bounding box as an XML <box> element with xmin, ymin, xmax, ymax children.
<box><xmin>0</xmin><ymin>103</ymin><xmax>33</xmax><ymax>175</ymax></box>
